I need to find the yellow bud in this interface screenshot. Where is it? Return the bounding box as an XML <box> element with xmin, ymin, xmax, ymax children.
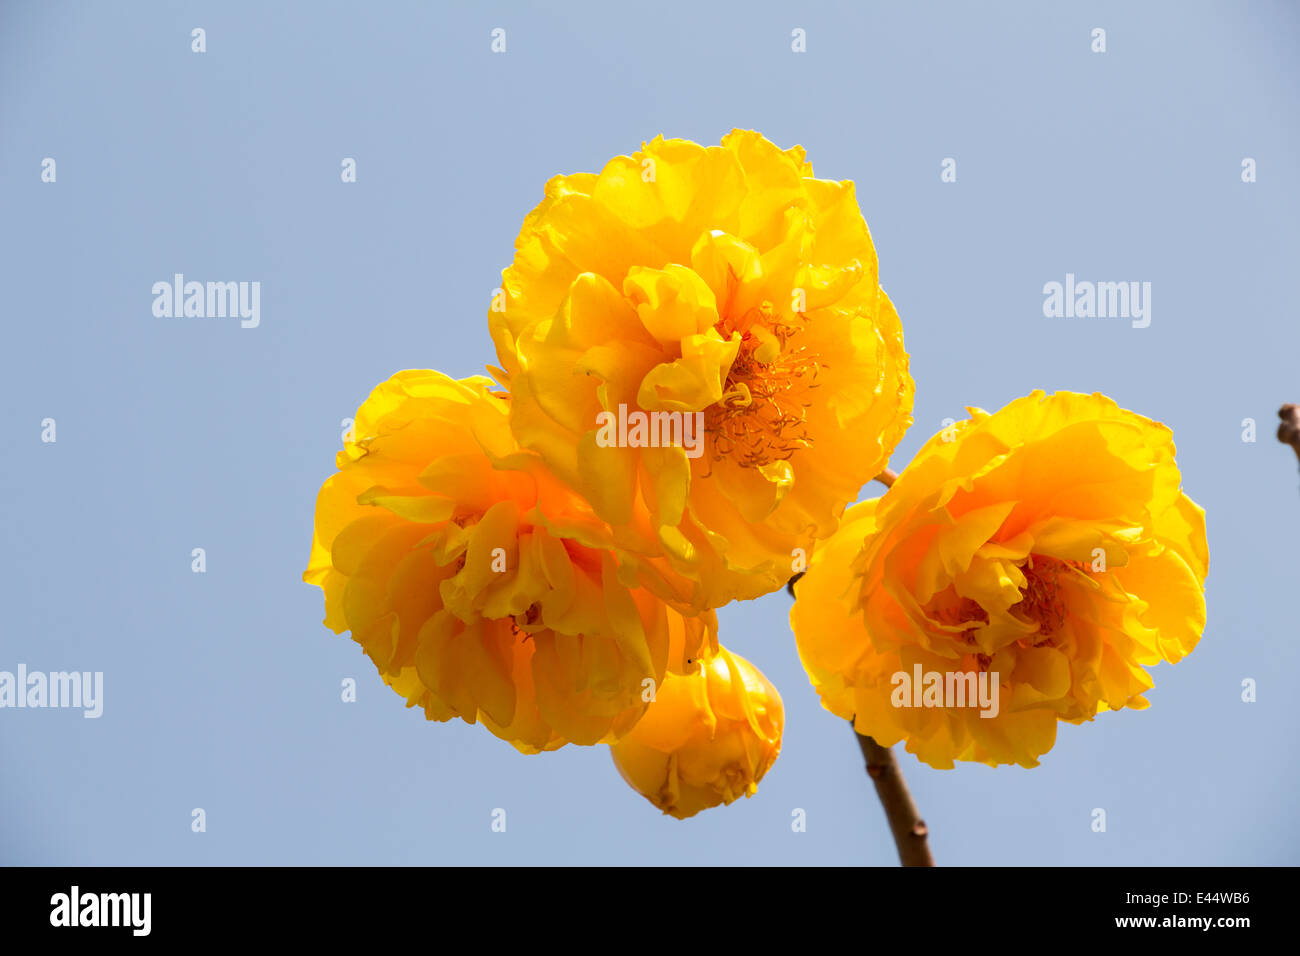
<box><xmin>609</xmin><ymin>647</ymin><xmax>783</xmax><ymax>819</ymax></box>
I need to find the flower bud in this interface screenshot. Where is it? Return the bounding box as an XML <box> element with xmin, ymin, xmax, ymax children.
<box><xmin>610</xmin><ymin>647</ymin><xmax>783</xmax><ymax>818</ymax></box>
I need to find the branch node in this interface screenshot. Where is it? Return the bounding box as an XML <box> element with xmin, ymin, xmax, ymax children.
<box><xmin>852</xmin><ymin>727</ymin><xmax>936</xmax><ymax>866</ymax></box>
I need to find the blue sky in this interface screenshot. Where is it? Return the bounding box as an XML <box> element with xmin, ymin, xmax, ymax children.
<box><xmin>1</xmin><ymin>0</ymin><xmax>1297</xmax><ymax>865</ymax></box>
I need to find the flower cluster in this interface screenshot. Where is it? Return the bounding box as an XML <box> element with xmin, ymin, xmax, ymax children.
<box><xmin>305</xmin><ymin>130</ymin><xmax>1206</xmax><ymax>817</ymax></box>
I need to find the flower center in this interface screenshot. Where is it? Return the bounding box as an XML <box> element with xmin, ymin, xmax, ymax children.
<box><xmin>1014</xmin><ymin>555</ymin><xmax>1070</xmax><ymax>642</ymax></box>
<box><xmin>704</xmin><ymin>302</ymin><xmax>820</xmax><ymax>468</ymax></box>
<box><xmin>929</xmin><ymin>593</ymin><xmax>989</xmax><ymax>648</ymax></box>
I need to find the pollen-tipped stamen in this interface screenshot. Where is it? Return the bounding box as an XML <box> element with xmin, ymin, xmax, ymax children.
<box><xmin>705</xmin><ymin>303</ymin><xmax>822</xmax><ymax>468</ymax></box>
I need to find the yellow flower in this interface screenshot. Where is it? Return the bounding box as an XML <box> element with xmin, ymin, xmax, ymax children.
<box><xmin>791</xmin><ymin>391</ymin><xmax>1208</xmax><ymax>769</ymax></box>
<box><xmin>490</xmin><ymin>129</ymin><xmax>914</xmax><ymax>612</ymax></box>
<box><xmin>609</xmin><ymin>646</ymin><xmax>783</xmax><ymax>818</ymax></box>
<box><xmin>304</xmin><ymin>370</ymin><xmax>715</xmax><ymax>753</ymax></box>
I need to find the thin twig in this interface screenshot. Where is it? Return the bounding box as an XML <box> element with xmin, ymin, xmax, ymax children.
<box><xmin>787</xmin><ymin>465</ymin><xmax>932</xmax><ymax>865</ymax></box>
<box><xmin>785</xmin><ymin>468</ymin><xmax>897</xmax><ymax>597</ymax></box>
<box><xmin>849</xmin><ymin>463</ymin><xmax>932</xmax><ymax>865</ymax></box>
<box><xmin>854</xmin><ymin>730</ymin><xmax>935</xmax><ymax>866</ymax></box>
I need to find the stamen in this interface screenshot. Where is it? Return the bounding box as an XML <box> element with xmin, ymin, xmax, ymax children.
<box><xmin>1014</xmin><ymin>556</ymin><xmax>1074</xmax><ymax>643</ymax></box>
<box><xmin>514</xmin><ymin>602</ymin><xmax>542</xmax><ymax>627</ymax></box>
<box><xmin>705</xmin><ymin>302</ymin><xmax>822</xmax><ymax>468</ymax></box>
<box><xmin>510</xmin><ymin>602</ymin><xmax>542</xmax><ymax>642</ymax></box>
<box><xmin>931</xmin><ymin>595</ymin><xmax>989</xmax><ymax>646</ymax></box>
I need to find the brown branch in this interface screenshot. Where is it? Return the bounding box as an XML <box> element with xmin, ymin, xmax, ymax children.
<box><xmin>848</xmin><ymin>468</ymin><xmax>932</xmax><ymax>865</ymax></box>
<box><xmin>785</xmin><ymin>461</ymin><xmax>934</xmax><ymax>865</ymax></box>
<box><xmin>1278</xmin><ymin>404</ymin><xmax>1300</xmax><ymax>470</ymax></box>
<box><xmin>854</xmin><ymin>729</ymin><xmax>935</xmax><ymax>866</ymax></box>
